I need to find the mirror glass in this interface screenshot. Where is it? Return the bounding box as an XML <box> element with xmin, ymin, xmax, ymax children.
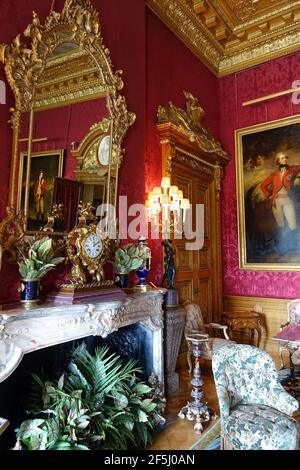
<box><xmin>18</xmin><ymin>32</ymin><xmax>110</xmax><ymax>232</ymax></box>
<box><xmin>1</xmin><ymin>0</ymin><xmax>135</xmax><ymax>234</ymax></box>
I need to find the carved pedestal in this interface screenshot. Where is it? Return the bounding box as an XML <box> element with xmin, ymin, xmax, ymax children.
<box><xmin>164</xmin><ymin>304</ymin><xmax>185</xmax><ymax>394</ymax></box>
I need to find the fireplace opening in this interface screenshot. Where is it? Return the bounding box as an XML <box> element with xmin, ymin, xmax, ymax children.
<box><xmin>0</xmin><ymin>322</ymin><xmax>157</xmax><ymax>449</ymax></box>
<box><xmin>95</xmin><ymin>323</ymin><xmax>154</xmax><ymax>381</ymax></box>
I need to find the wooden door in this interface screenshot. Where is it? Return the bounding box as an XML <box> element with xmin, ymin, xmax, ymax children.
<box><xmin>172</xmin><ymin>160</ymin><xmax>221</xmax><ymax>323</ymax></box>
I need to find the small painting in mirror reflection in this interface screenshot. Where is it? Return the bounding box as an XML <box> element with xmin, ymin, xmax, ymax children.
<box><xmin>18</xmin><ymin>150</ymin><xmax>64</xmax><ymax>232</ymax></box>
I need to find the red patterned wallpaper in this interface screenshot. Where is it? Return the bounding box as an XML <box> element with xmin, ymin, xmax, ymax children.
<box><xmin>2</xmin><ymin>1</ymin><xmax>299</xmax><ymax>302</ymax></box>
<box><xmin>145</xmin><ymin>9</ymin><xmax>220</xmax><ymax>286</ymax></box>
<box><xmin>219</xmin><ymin>51</ymin><xmax>300</xmax><ymax>298</ymax></box>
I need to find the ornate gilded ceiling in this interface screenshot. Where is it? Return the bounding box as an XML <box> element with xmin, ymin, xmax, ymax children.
<box><xmin>147</xmin><ymin>0</ymin><xmax>300</xmax><ymax>76</ymax></box>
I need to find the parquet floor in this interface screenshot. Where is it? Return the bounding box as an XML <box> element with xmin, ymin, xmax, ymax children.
<box><xmin>148</xmin><ymin>350</ymin><xmax>298</xmax><ymax>451</ymax></box>
<box><xmin>148</xmin><ymin>362</ymin><xmax>219</xmax><ymax>450</ymax></box>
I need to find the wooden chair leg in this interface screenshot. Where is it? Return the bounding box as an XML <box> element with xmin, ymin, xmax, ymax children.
<box><xmin>279</xmin><ymin>346</ymin><xmax>285</xmax><ymax>369</ymax></box>
<box><xmin>290</xmin><ymin>351</ymin><xmax>295</xmax><ymax>376</ymax></box>
<box><xmin>256</xmin><ymin>324</ymin><xmax>262</xmax><ymax>348</ymax></box>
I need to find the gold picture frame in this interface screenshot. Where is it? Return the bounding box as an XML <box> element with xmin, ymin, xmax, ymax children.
<box><xmin>18</xmin><ymin>150</ymin><xmax>64</xmax><ymax>232</ymax></box>
<box><xmin>236</xmin><ymin>114</ymin><xmax>300</xmax><ymax>271</ymax></box>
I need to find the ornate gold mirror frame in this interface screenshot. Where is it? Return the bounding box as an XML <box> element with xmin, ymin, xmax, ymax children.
<box><xmin>0</xmin><ymin>0</ymin><xmax>135</xmax><ymax>232</ymax></box>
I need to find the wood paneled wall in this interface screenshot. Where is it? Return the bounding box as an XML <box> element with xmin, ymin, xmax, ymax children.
<box><xmin>223</xmin><ymin>295</ymin><xmax>291</xmax><ymax>355</ymax></box>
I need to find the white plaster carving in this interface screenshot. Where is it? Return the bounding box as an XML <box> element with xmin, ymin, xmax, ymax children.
<box><xmin>0</xmin><ymin>291</ymin><xmax>165</xmax><ymax>385</ymax></box>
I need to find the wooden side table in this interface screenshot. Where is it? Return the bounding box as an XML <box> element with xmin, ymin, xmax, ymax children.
<box><xmin>221</xmin><ymin>311</ymin><xmax>262</xmax><ymax>347</ymax></box>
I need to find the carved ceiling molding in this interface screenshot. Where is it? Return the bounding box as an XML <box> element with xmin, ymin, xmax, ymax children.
<box><xmin>146</xmin><ymin>0</ymin><xmax>222</xmax><ymax>75</ymax></box>
<box><xmin>219</xmin><ymin>28</ymin><xmax>300</xmax><ymax>76</ymax></box>
<box><xmin>147</xmin><ymin>0</ymin><xmax>300</xmax><ymax>76</ymax></box>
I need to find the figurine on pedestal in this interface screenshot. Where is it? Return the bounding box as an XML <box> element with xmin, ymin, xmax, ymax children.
<box><xmin>162</xmin><ymin>239</ymin><xmax>178</xmax><ymax>306</ymax></box>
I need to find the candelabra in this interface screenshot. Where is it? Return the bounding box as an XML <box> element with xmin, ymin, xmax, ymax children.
<box><xmin>178</xmin><ymin>332</ymin><xmax>216</xmax><ymax>434</ymax></box>
<box><xmin>145</xmin><ymin>176</ymin><xmax>190</xmax><ymax>304</ymax></box>
<box><xmin>146</xmin><ymin>176</ymin><xmax>190</xmax><ymax>241</ymax></box>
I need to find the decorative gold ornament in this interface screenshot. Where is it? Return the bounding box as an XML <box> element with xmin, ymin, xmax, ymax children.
<box><xmin>66</xmin><ymin>202</ymin><xmax>111</xmax><ymax>287</ymax></box>
<box><xmin>0</xmin><ymin>0</ymin><xmax>135</xmax><ymax>210</ymax></box>
<box><xmin>157</xmin><ymin>90</ymin><xmax>228</xmax><ymax>159</ymax></box>
<box><xmin>40</xmin><ymin>204</ymin><xmax>65</xmax><ymax>233</ymax></box>
<box><xmin>147</xmin><ymin>0</ymin><xmax>300</xmax><ymax>76</ymax></box>
<box><xmin>72</xmin><ymin>118</ymin><xmax>114</xmax><ymax>185</ymax></box>
<box><xmin>0</xmin><ymin>207</ymin><xmax>25</xmax><ymax>270</ymax></box>
<box><xmin>232</xmin><ymin>0</ymin><xmax>258</xmax><ymax>22</ymax></box>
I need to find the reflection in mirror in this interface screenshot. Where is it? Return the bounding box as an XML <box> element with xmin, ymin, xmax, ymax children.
<box><xmin>17</xmin><ymin>150</ymin><xmax>64</xmax><ymax>232</ymax></box>
<box><xmin>52</xmin><ymin>177</ymin><xmax>83</xmax><ymax>232</ymax></box>
<box><xmin>0</xmin><ymin>0</ymin><xmax>135</xmax><ymax>236</ymax></box>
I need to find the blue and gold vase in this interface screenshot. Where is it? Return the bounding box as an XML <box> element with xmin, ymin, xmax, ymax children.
<box><xmin>135</xmin><ymin>237</ymin><xmax>151</xmax><ymax>291</ymax></box>
<box><xmin>19</xmin><ymin>279</ymin><xmax>40</xmax><ymax>304</ymax></box>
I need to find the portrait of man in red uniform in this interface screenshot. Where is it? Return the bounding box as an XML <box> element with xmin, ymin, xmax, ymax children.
<box><xmin>260</xmin><ymin>152</ymin><xmax>300</xmax><ymax>232</ymax></box>
<box><xmin>237</xmin><ymin>119</ymin><xmax>300</xmax><ymax>267</ymax></box>
<box><xmin>244</xmin><ymin>149</ymin><xmax>300</xmax><ymax>262</ymax></box>
<box><xmin>33</xmin><ymin>170</ymin><xmax>46</xmax><ymax>222</ymax></box>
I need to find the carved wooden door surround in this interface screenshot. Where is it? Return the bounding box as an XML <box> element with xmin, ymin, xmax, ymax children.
<box><xmin>156</xmin><ymin>91</ymin><xmax>229</xmax><ymax>323</ymax></box>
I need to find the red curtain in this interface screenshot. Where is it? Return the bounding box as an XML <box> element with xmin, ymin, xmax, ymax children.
<box><xmin>52</xmin><ymin>177</ymin><xmax>83</xmax><ymax>231</ymax></box>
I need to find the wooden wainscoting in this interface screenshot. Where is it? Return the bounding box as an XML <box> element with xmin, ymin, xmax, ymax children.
<box><xmin>177</xmin><ymin>295</ymin><xmax>291</xmax><ymax>370</ymax></box>
<box><xmin>223</xmin><ymin>295</ymin><xmax>290</xmax><ymax>356</ymax></box>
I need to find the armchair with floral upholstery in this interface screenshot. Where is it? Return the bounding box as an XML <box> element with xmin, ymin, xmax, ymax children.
<box><xmin>183</xmin><ymin>300</ymin><xmax>234</xmax><ymax>373</ymax></box>
<box><xmin>212</xmin><ymin>343</ymin><xmax>299</xmax><ymax>450</ymax></box>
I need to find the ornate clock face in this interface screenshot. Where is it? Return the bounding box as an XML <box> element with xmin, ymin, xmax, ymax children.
<box><xmin>83</xmin><ymin>233</ymin><xmax>103</xmax><ymax>259</ymax></box>
<box><xmin>98</xmin><ymin>135</ymin><xmax>110</xmax><ymax>166</ymax></box>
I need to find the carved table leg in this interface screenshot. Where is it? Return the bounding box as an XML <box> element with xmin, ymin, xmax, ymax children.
<box><xmin>249</xmin><ymin>328</ymin><xmax>254</xmax><ymax>345</ymax></box>
<box><xmin>256</xmin><ymin>322</ymin><xmax>262</xmax><ymax>348</ymax></box>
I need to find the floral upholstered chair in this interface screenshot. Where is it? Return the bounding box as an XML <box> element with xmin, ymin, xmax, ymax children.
<box><xmin>212</xmin><ymin>343</ymin><xmax>299</xmax><ymax>450</ymax></box>
<box><xmin>183</xmin><ymin>300</ymin><xmax>234</xmax><ymax>373</ymax></box>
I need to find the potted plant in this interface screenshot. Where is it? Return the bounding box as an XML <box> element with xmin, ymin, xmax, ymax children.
<box><xmin>114</xmin><ymin>243</ymin><xmax>149</xmax><ymax>288</ymax></box>
<box><xmin>18</xmin><ymin>237</ymin><xmax>64</xmax><ymax>303</ymax></box>
<box><xmin>14</xmin><ymin>344</ymin><xmax>161</xmax><ymax>450</ymax></box>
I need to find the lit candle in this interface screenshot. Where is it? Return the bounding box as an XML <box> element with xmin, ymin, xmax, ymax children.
<box><xmin>161</xmin><ymin>176</ymin><xmax>171</xmax><ymax>192</ymax></box>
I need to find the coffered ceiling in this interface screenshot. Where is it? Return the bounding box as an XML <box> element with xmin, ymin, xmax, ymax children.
<box><xmin>147</xmin><ymin>0</ymin><xmax>300</xmax><ymax>76</ymax></box>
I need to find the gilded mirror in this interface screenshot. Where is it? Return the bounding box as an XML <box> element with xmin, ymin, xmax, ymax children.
<box><xmin>0</xmin><ymin>0</ymin><xmax>135</xmax><ymax>233</ymax></box>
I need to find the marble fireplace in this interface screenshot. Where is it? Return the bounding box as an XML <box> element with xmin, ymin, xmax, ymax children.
<box><xmin>0</xmin><ymin>290</ymin><xmax>165</xmax><ymax>439</ymax></box>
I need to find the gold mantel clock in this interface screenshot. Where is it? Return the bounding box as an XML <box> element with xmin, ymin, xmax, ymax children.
<box><xmin>66</xmin><ymin>202</ymin><xmax>110</xmax><ymax>287</ymax></box>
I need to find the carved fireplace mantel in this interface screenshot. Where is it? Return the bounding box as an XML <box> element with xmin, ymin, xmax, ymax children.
<box><xmin>0</xmin><ymin>290</ymin><xmax>165</xmax><ymax>385</ymax></box>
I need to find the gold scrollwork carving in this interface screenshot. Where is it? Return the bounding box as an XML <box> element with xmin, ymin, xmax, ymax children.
<box><xmin>157</xmin><ymin>91</ymin><xmax>228</xmax><ymax>159</ymax></box>
<box><xmin>0</xmin><ymin>207</ymin><xmax>25</xmax><ymax>270</ymax></box>
<box><xmin>0</xmin><ymin>0</ymin><xmax>136</xmax><ymax>210</ymax></box>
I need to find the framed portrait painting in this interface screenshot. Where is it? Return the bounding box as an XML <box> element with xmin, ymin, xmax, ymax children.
<box><xmin>236</xmin><ymin>114</ymin><xmax>300</xmax><ymax>271</ymax></box>
<box><xmin>18</xmin><ymin>150</ymin><xmax>64</xmax><ymax>232</ymax></box>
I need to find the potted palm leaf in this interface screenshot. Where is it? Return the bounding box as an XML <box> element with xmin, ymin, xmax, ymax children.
<box><xmin>14</xmin><ymin>344</ymin><xmax>161</xmax><ymax>450</ymax></box>
<box><xmin>18</xmin><ymin>237</ymin><xmax>64</xmax><ymax>304</ymax></box>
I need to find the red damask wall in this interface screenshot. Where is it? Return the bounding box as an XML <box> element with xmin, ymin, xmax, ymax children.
<box><xmin>145</xmin><ymin>9</ymin><xmax>219</xmax><ymax>286</ymax></box>
<box><xmin>2</xmin><ymin>1</ymin><xmax>298</xmax><ymax>302</ymax></box>
<box><xmin>219</xmin><ymin>51</ymin><xmax>300</xmax><ymax>298</ymax></box>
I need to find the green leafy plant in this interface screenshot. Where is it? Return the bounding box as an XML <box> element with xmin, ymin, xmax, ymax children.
<box><xmin>114</xmin><ymin>243</ymin><xmax>150</xmax><ymax>274</ymax></box>
<box><xmin>14</xmin><ymin>344</ymin><xmax>161</xmax><ymax>450</ymax></box>
<box><xmin>18</xmin><ymin>237</ymin><xmax>64</xmax><ymax>280</ymax></box>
